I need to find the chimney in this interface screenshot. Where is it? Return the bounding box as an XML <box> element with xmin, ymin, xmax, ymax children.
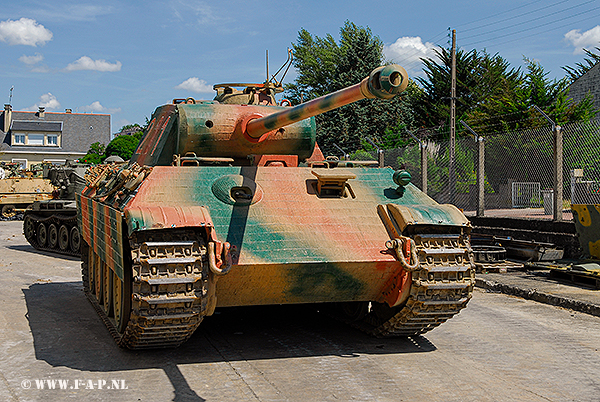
<box><xmin>3</xmin><ymin>104</ymin><xmax>11</xmax><ymax>132</ymax></box>
<box><xmin>38</xmin><ymin>106</ymin><xmax>45</xmax><ymax>118</ymax></box>
<box><xmin>65</xmin><ymin>108</ymin><xmax>72</xmax><ymax>114</ymax></box>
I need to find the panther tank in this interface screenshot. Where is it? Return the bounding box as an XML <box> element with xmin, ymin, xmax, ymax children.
<box><xmin>77</xmin><ymin>64</ymin><xmax>475</xmax><ymax>349</ymax></box>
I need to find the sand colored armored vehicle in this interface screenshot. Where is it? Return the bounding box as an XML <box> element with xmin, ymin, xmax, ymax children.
<box><xmin>0</xmin><ymin>163</ymin><xmax>54</xmax><ymax>219</ymax></box>
<box><xmin>78</xmin><ymin>64</ymin><xmax>475</xmax><ymax>348</ymax></box>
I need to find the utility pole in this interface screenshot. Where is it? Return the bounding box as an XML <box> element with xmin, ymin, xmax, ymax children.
<box><xmin>449</xmin><ymin>29</ymin><xmax>457</xmax><ymax>205</ymax></box>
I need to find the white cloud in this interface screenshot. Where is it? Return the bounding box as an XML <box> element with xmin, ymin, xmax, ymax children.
<box><xmin>565</xmin><ymin>25</ymin><xmax>600</xmax><ymax>54</ymax></box>
<box><xmin>19</xmin><ymin>53</ymin><xmax>44</xmax><ymax>65</ymax></box>
<box><xmin>80</xmin><ymin>101</ymin><xmax>121</xmax><ymax>114</ymax></box>
<box><xmin>171</xmin><ymin>1</ymin><xmax>219</xmax><ymax>25</ymax></box>
<box><xmin>0</xmin><ymin>18</ymin><xmax>53</xmax><ymax>46</ymax></box>
<box><xmin>34</xmin><ymin>5</ymin><xmax>114</xmax><ymax>22</ymax></box>
<box><xmin>31</xmin><ymin>65</ymin><xmax>50</xmax><ymax>73</ymax></box>
<box><xmin>65</xmin><ymin>56</ymin><xmax>122</xmax><ymax>72</ymax></box>
<box><xmin>175</xmin><ymin>77</ymin><xmax>213</xmax><ymax>93</ymax></box>
<box><xmin>26</xmin><ymin>93</ymin><xmax>61</xmax><ymax>111</ymax></box>
<box><xmin>383</xmin><ymin>36</ymin><xmax>440</xmax><ymax>75</ymax></box>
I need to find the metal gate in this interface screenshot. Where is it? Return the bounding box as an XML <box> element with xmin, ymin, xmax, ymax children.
<box><xmin>512</xmin><ymin>182</ymin><xmax>541</xmax><ymax>208</ymax></box>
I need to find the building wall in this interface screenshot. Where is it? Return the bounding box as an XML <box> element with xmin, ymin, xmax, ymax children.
<box><xmin>0</xmin><ymin>106</ymin><xmax>111</xmax><ymax>168</ymax></box>
<box><xmin>568</xmin><ymin>62</ymin><xmax>600</xmax><ymax>110</ymax></box>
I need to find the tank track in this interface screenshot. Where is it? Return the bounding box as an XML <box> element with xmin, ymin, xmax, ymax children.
<box><xmin>346</xmin><ymin>230</ymin><xmax>475</xmax><ymax>337</ymax></box>
<box><xmin>82</xmin><ymin>229</ymin><xmax>212</xmax><ymax>349</ymax></box>
<box><xmin>23</xmin><ymin>213</ymin><xmax>80</xmax><ymax>256</ymax></box>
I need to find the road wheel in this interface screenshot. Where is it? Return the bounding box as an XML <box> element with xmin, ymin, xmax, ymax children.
<box><xmin>70</xmin><ymin>226</ymin><xmax>81</xmax><ymax>253</ymax></box>
<box><xmin>48</xmin><ymin>224</ymin><xmax>58</xmax><ymax>249</ymax></box>
<box><xmin>94</xmin><ymin>254</ymin><xmax>103</xmax><ymax>303</ymax></box>
<box><xmin>102</xmin><ymin>261</ymin><xmax>114</xmax><ymax>317</ymax></box>
<box><xmin>1</xmin><ymin>204</ymin><xmax>16</xmax><ymax>218</ymax></box>
<box><xmin>24</xmin><ymin>216</ymin><xmax>36</xmax><ymax>243</ymax></box>
<box><xmin>112</xmin><ymin>269</ymin><xmax>130</xmax><ymax>333</ymax></box>
<box><xmin>37</xmin><ymin>223</ymin><xmax>47</xmax><ymax>246</ymax></box>
<box><xmin>82</xmin><ymin>243</ymin><xmax>94</xmax><ymax>294</ymax></box>
<box><xmin>58</xmin><ymin>225</ymin><xmax>69</xmax><ymax>251</ymax></box>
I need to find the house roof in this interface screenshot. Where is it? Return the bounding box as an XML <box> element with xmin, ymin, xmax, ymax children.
<box><xmin>11</xmin><ymin>120</ymin><xmax>63</xmax><ymax>132</ymax></box>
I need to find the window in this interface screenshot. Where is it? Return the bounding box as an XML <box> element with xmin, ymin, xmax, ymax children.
<box><xmin>28</xmin><ymin>134</ymin><xmax>44</xmax><ymax>145</ymax></box>
<box><xmin>10</xmin><ymin>132</ymin><xmax>61</xmax><ymax>146</ymax></box>
<box><xmin>11</xmin><ymin>159</ymin><xmax>27</xmax><ymax>169</ymax></box>
<box><xmin>44</xmin><ymin>159</ymin><xmax>66</xmax><ymax>165</ymax></box>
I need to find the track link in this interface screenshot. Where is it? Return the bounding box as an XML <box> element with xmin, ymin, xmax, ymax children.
<box><xmin>352</xmin><ymin>231</ymin><xmax>475</xmax><ymax>337</ymax></box>
<box><xmin>82</xmin><ymin>229</ymin><xmax>211</xmax><ymax>349</ymax></box>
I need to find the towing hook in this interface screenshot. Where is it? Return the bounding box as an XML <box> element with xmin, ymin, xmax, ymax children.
<box><xmin>387</xmin><ymin>236</ymin><xmax>419</xmax><ymax>271</ymax></box>
<box><xmin>208</xmin><ymin>241</ymin><xmax>233</xmax><ymax>275</ymax></box>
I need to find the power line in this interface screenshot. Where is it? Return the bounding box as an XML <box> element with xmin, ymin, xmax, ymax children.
<box><xmin>460</xmin><ymin>0</ymin><xmax>573</xmax><ymax>34</ymax></box>
<box><xmin>462</xmin><ymin>6</ymin><xmax>600</xmax><ymax>47</ymax></box>
<box><xmin>452</xmin><ymin>0</ymin><xmax>547</xmax><ymax>29</ymax></box>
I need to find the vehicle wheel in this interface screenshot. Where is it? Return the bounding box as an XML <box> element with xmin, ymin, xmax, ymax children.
<box><xmin>112</xmin><ymin>269</ymin><xmax>130</xmax><ymax>333</ymax></box>
<box><xmin>58</xmin><ymin>225</ymin><xmax>69</xmax><ymax>251</ymax></box>
<box><xmin>70</xmin><ymin>226</ymin><xmax>81</xmax><ymax>253</ymax></box>
<box><xmin>1</xmin><ymin>204</ymin><xmax>16</xmax><ymax>218</ymax></box>
<box><xmin>337</xmin><ymin>301</ymin><xmax>369</xmax><ymax>322</ymax></box>
<box><xmin>82</xmin><ymin>242</ymin><xmax>94</xmax><ymax>294</ymax></box>
<box><xmin>102</xmin><ymin>261</ymin><xmax>114</xmax><ymax>316</ymax></box>
<box><xmin>94</xmin><ymin>254</ymin><xmax>103</xmax><ymax>302</ymax></box>
<box><xmin>24</xmin><ymin>216</ymin><xmax>36</xmax><ymax>242</ymax></box>
<box><xmin>48</xmin><ymin>224</ymin><xmax>58</xmax><ymax>249</ymax></box>
<box><xmin>37</xmin><ymin>223</ymin><xmax>47</xmax><ymax>246</ymax></box>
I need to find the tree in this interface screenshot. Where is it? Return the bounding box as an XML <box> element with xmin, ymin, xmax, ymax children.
<box><xmin>468</xmin><ymin>58</ymin><xmax>596</xmax><ymax>132</ymax></box>
<box><xmin>414</xmin><ymin>48</ymin><xmax>522</xmax><ymax>132</ymax></box>
<box><xmin>79</xmin><ymin>142</ymin><xmax>105</xmax><ymax>164</ymax></box>
<box><xmin>562</xmin><ymin>46</ymin><xmax>600</xmax><ymax>82</ymax></box>
<box><xmin>285</xmin><ymin>21</ymin><xmax>414</xmax><ymax>155</ymax></box>
<box><xmin>105</xmin><ymin>135</ymin><xmax>140</xmax><ymax>161</ymax></box>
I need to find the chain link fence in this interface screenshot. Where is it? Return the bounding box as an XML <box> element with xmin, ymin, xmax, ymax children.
<box><xmin>351</xmin><ymin>118</ymin><xmax>600</xmax><ymax>219</ymax></box>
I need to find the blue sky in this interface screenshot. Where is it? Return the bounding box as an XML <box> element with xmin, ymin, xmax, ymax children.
<box><xmin>1</xmin><ymin>0</ymin><xmax>599</xmax><ymax>135</ymax></box>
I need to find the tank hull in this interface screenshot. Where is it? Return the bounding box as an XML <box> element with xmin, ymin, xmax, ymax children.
<box><xmin>78</xmin><ymin>165</ymin><xmax>474</xmax><ymax>348</ymax></box>
<box><xmin>0</xmin><ymin>177</ymin><xmax>54</xmax><ymax>218</ymax></box>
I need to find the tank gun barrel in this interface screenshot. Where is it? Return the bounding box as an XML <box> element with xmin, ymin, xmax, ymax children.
<box><xmin>244</xmin><ymin>64</ymin><xmax>409</xmax><ymax>140</ymax></box>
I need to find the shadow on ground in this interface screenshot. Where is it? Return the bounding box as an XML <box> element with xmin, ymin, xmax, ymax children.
<box><xmin>23</xmin><ymin>282</ymin><xmax>436</xmax><ymax>401</ymax></box>
<box><xmin>7</xmin><ymin>244</ymin><xmax>80</xmax><ymax>261</ymax></box>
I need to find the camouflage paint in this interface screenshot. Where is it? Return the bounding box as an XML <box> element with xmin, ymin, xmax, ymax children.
<box><xmin>112</xmin><ymin>165</ymin><xmax>468</xmax><ymax>306</ymax></box>
<box><xmin>77</xmin><ymin>192</ymin><xmax>125</xmax><ymax>280</ymax></box>
<box><xmin>572</xmin><ymin>204</ymin><xmax>600</xmax><ymax>259</ymax></box>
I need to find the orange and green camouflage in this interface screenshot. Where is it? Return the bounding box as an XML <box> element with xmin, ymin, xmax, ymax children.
<box><xmin>77</xmin><ymin>64</ymin><xmax>475</xmax><ymax>349</ymax></box>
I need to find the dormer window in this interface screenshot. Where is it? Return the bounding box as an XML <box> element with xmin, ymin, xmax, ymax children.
<box><xmin>14</xmin><ymin>134</ymin><xmax>25</xmax><ymax>144</ymax></box>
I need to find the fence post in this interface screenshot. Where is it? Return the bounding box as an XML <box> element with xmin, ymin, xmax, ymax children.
<box><xmin>553</xmin><ymin>125</ymin><xmax>563</xmax><ymax>221</ymax></box>
<box><xmin>533</xmin><ymin>106</ymin><xmax>562</xmax><ymax>221</ymax></box>
<box><xmin>477</xmin><ymin>136</ymin><xmax>485</xmax><ymax>217</ymax></box>
<box><xmin>460</xmin><ymin>120</ymin><xmax>485</xmax><ymax>216</ymax></box>
<box><xmin>420</xmin><ymin>141</ymin><xmax>428</xmax><ymax>194</ymax></box>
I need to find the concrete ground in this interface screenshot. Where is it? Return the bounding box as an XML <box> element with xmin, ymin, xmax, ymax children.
<box><xmin>464</xmin><ymin>208</ymin><xmax>573</xmax><ymax>221</ymax></box>
<box><xmin>1</xmin><ymin>220</ymin><xmax>600</xmax><ymax>402</ymax></box>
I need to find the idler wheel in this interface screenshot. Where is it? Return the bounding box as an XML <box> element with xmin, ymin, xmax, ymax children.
<box><xmin>24</xmin><ymin>216</ymin><xmax>35</xmax><ymax>242</ymax></box>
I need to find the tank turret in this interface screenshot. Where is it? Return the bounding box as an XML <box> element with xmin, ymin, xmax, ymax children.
<box><xmin>131</xmin><ymin>64</ymin><xmax>408</xmax><ymax>166</ymax></box>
